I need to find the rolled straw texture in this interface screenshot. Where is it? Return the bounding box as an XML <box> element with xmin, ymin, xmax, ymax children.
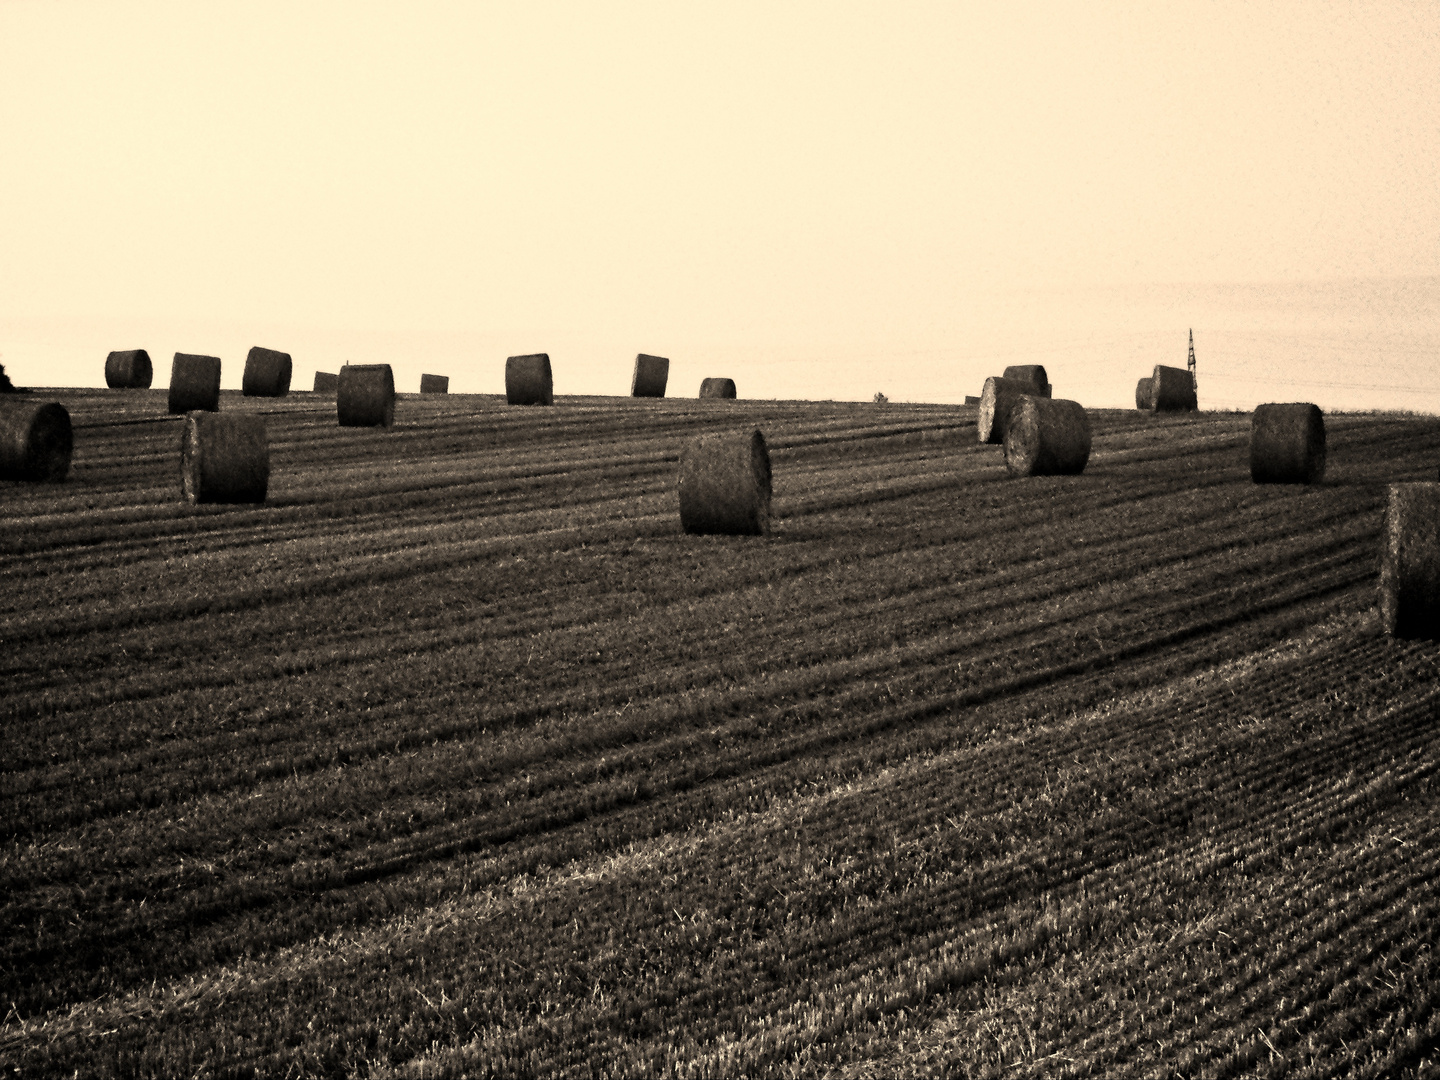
<box><xmin>506</xmin><ymin>354</ymin><xmax>553</xmax><ymax>406</ymax></box>
<box><xmin>168</xmin><ymin>354</ymin><xmax>222</xmax><ymax>414</ymax></box>
<box><xmin>1380</xmin><ymin>482</ymin><xmax>1440</xmax><ymax>639</ymax></box>
<box><xmin>105</xmin><ymin>350</ymin><xmax>153</xmax><ymax>389</ymax></box>
<box><xmin>1003</xmin><ymin>397</ymin><xmax>1091</xmax><ymax>477</ymax></box>
<box><xmin>699</xmin><ymin>378</ymin><xmax>737</xmax><ymax>399</ymax></box>
<box><xmin>1002</xmin><ymin>364</ymin><xmax>1051</xmax><ymax>397</ymax></box>
<box><xmin>0</xmin><ymin>400</ymin><xmax>73</xmax><ymax>482</ymax></box>
<box><xmin>312</xmin><ymin>371</ymin><xmax>339</xmax><ymax>394</ymax></box>
<box><xmin>242</xmin><ymin>347</ymin><xmax>292</xmax><ymax>397</ymax></box>
<box><xmin>631</xmin><ymin>354</ymin><xmax>670</xmax><ymax>398</ymax></box>
<box><xmin>1135</xmin><ymin>377</ymin><xmax>1155</xmax><ymax>410</ymax></box>
<box><xmin>180</xmin><ymin>412</ymin><xmax>269</xmax><ymax>504</ymax></box>
<box><xmin>977</xmin><ymin>376</ymin><xmax>1032</xmax><ymax>444</ymax></box>
<box><xmin>1250</xmin><ymin>403</ymin><xmax>1325</xmax><ymax>484</ymax></box>
<box><xmin>337</xmin><ymin>364</ymin><xmax>396</xmax><ymax>427</ymax></box>
<box><xmin>1151</xmin><ymin>365</ymin><xmax>1197</xmax><ymax>411</ymax></box>
<box><xmin>678</xmin><ymin>428</ymin><xmax>772</xmax><ymax>536</ymax></box>
<box><xmin>419</xmin><ymin>374</ymin><xmax>449</xmax><ymax>394</ymax></box>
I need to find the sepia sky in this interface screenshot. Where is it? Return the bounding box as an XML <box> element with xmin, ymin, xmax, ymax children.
<box><xmin>1</xmin><ymin>1</ymin><xmax>1437</xmax><ymax>408</ymax></box>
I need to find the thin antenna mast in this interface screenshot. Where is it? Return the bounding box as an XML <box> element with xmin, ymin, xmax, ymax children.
<box><xmin>1187</xmin><ymin>328</ymin><xmax>1197</xmax><ymax>390</ymax></box>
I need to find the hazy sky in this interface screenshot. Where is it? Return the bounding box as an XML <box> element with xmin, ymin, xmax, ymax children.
<box><xmin>2</xmin><ymin>2</ymin><xmax>1437</xmax><ymax>408</ymax></box>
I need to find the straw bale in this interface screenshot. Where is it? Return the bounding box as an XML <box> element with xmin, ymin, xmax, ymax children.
<box><xmin>506</xmin><ymin>354</ymin><xmax>553</xmax><ymax>405</ymax></box>
<box><xmin>312</xmin><ymin>371</ymin><xmax>339</xmax><ymax>394</ymax></box>
<box><xmin>699</xmin><ymin>377</ymin><xmax>737</xmax><ymax>399</ymax></box>
<box><xmin>180</xmin><ymin>412</ymin><xmax>268</xmax><ymax>504</ymax></box>
<box><xmin>337</xmin><ymin>364</ymin><xmax>396</xmax><ymax>427</ymax></box>
<box><xmin>0</xmin><ymin>400</ymin><xmax>72</xmax><ymax>482</ymax></box>
<box><xmin>1002</xmin><ymin>365</ymin><xmax>1051</xmax><ymax>397</ymax></box>
<box><xmin>1135</xmin><ymin>377</ymin><xmax>1155</xmax><ymax>410</ymax></box>
<box><xmin>678</xmin><ymin>428</ymin><xmax>771</xmax><ymax>535</ymax></box>
<box><xmin>1380</xmin><ymin>482</ymin><xmax>1440</xmax><ymax>638</ymax></box>
<box><xmin>1003</xmin><ymin>397</ymin><xmax>1091</xmax><ymax>477</ymax></box>
<box><xmin>977</xmin><ymin>376</ymin><xmax>1033</xmax><ymax>444</ymax></box>
<box><xmin>242</xmin><ymin>347</ymin><xmax>292</xmax><ymax>397</ymax></box>
<box><xmin>1151</xmin><ymin>365</ymin><xmax>1197</xmax><ymax>411</ymax></box>
<box><xmin>105</xmin><ymin>350</ymin><xmax>153</xmax><ymax>389</ymax></box>
<box><xmin>419</xmin><ymin>374</ymin><xmax>449</xmax><ymax>394</ymax></box>
<box><xmin>631</xmin><ymin>354</ymin><xmax>670</xmax><ymax>398</ymax></box>
<box><xmin>168</xmin><ymin>353</ymin><xmax>222</xmax><ymax>414</ymax></box>
<box><xmin>1250</xmin><ymin>403</ymin><xmax>1325</xmax><ymax>484</ymax></box>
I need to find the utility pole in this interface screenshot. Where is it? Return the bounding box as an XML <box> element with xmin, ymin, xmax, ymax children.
<box><xmin>1187</xmin><ymin>328</ymin><xmax>1197</xmax><ymax>390</ymax></box>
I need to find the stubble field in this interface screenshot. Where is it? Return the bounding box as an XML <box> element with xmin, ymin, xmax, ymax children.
<box><xmin>3</xmin><ymin>389</ymin><xmax>1440</xmax><ymax>1078</ymax></box>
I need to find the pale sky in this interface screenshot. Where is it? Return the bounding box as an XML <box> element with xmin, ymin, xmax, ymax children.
<box><xmin>2</xmin><ymin>2</ymin><xmax>1437</xmax><ymax>408</ymax></box>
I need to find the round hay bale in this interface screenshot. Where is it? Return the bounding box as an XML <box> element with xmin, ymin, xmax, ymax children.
<box><xmin>631</xmin><ymin>354</ymin><xmax>670</xmax><ymax>398</ymax></box>
<box><xmin>0</xmin><ymin>400</ymin><xmax>72</xmax><ymax>482</ymax></box>
<box><xmin>506</xmin><ymin>354</ymin><xmax>553</xmax><ymax>406</ymax></box>
<box><xmin>242</xmin><ymin>347</ymin><xmax>292</xmax><ymax>397</ymax></box>
<box><xmin>419</xmin><ymin>373</ymin><xmax>449</xmax><ymax>394</ymax></box>
<box><xmin>1150</xmin><ymin>365</ymin><xmax>1197</xmax><ymax>412</ymax></box>
<box><xmin>312</xmin><ymin>371</ymin><xmax>339</xmax><ymax>394</ymax></box>
<box><xmin>1002</xmin><ymin>364</ymin><xmax>1051</xmax><ymax>397</ymax></box>
<box><xmin>977</xmin><ymin>376</ymin><xmax>1033</xmax><ymax>444</ymax></box>
<box><xmin>168</xmin><ymin>353</ymin><xmax>222</xmax><ymax>414</ymax></box>
<box><xmin>678</xmin><ymin>428</ymin><xmax>771</xmax><ymax>535</ymax></box>
<box><xmin>1135</xmin><ymin>377</ymin><xmax>1155</xmax><ymax>410</ymax></box>
<box><xmin>1250</xmin><ymin>403</ymin><xmax>1325</xmax><ymax>484</ymax></box>
<box><xmin>337</xmin><ymin>364</ymin><xmax>395</xmax><ymax>427</ymax></box>
<box><xmin>1380</xmin><ymin>482</ymin><xmax>1440</xmax><ymax>639</ymax></box>
<box><xmin>699</xmin><ymin>377</ymin><xmax>737</xmax><ymax>399</ymax></box>
<box><xmin>180</xmin><ymin>412</ymin><xmax>269</xmax><ymax>504</ymax></box>
<box><xmin>1003</xmin><ymin>397</ymin><xmax>1091</xmax><ymax>477</ymax></box>
<box><xmin>105</xmin><ymin>349</ymin><xmax>153</xmax><ymax>389</ymax></box>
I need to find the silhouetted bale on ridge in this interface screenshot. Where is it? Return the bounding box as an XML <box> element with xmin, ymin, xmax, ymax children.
<box><xmin>105</xmin><ymin>350</ymin><xmax>153</xmax><ymax>389</ymax></box>
<box><xmin>1002</xmin><ymin>364</ymin><xmax>1051</xmax><ymax>397</ymax></box>
<box><xmin>337</xmin><ymin>364</ymin><xmax>395</xmax><ymax>427</ymax></box>
<box><xmin>699</xmin><ymin>378</ymin><xmax>737</xmax><ymax>400</ymax></box>
<box><xmin>631</xmin><ymin>354</ymin><xmax>669</xmax><ymax>398</ymax></box>
<box><xmin>242</xmin><ymin>347</ymin><xmax>292</xmax><ymax>397</ymax></box>
<box><xmin>168</xmin><ymin>354</ymin><xmax>222</xmax><ymax>414</ymax></box>
<box><xmin>1151</xmin><ymin>365</ymin><xmax>1197</xmax><ymax>412</ymax></box>
<box><xmin>313</xmin><ymin>371</ymin><xmax>338</xmax><ymax>394</ymax></box>
<box><xmin>506</xmin><ymin>354</ymin><xmax>553</xmax><ymax>406</ymax></box>
<box><xmin>419</xmin><ymin>374</ymin><xmax>449</xmax><ymax>394</ymax></box>
<box><xmin>1135</xmin><ymin>377</ymin><xmax>1155</xmax><ymax>411</ymax></box>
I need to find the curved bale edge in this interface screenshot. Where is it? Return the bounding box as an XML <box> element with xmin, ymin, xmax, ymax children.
<box><xmin>699</xmin><ymin>377</ymin><xmax>737</xmax><ymax>400</ymax></box>
<box><xmin>1381</xmin><ymin>483</ymin><xmax>1440</xmax><ymax>639</ymax></box>
<box><xmin>337</xmin><ymin>364</ymin><xmax>396</xmax><ymax>427</ymax></box>
<box><xmin>1151</xmin><ymin>365</ymin><xmax>1197</xmax><ymax>412</ymax></box>
<box><xmin>1002</xmin><ymin>364</ymin><xmax>1051</xmax><ymax>398</ymax></box>
<box><xmin>312</xmin><ymin>371</ymin><xmax>339</xmax><ymax>394</ymax></box>
<box><xmin>180</xmin><ymin>412</ymin><xmax>269</xmax><ymax>504</ymax></box>
<box><xmin>168</xmin><ymin>353</ymin><xmax>222</xmax><ymax>414</ymax></box>
<box><xmin>506</xmin><ymin>354</ymin><xmax>554</xmax><ymax>406</ymax></box>
<box><xmin>242</xmin><ymin>347</ymin><xmax>293</xmax><ymax>397</ymax></box>
<box><xmin>419</xmin><ymin>374</ymin><xmax>449</xmax><ymax>394</ymax></box>
<box><xmin>1250</xmin><ymin>402</ymin><xmax>1325</xmax><ymax>484</ymax></box>
<box><xmin>0</xmin><ymin>400</ymin><xmax>73</xmax><ymax>482</ymax></box>
<box><xmin>105</xmin><ymin>349</ymin><xmax>153</xmax><ymax>389</ymax></box>
<box><xmin>978</xmin><ymin>376</ymin><xmax>1033</xmax><ymax>444</ymax></box>
<box><xmin>631</xmin><ymin>354</ymin><xmax>670</xmax><ymax>398</ymax></box>
<box><xmin>1135</xmin><ymin>377</ymin><xmax>1155</xmax><ymax>411</ymax></box>
<box><xmin>1003</xmin><ymin>397</ymin><xmax>1091</xmax><ymax>477</ymax></box>
<box><xmin>678</xmin><ymin>428</ymin><xmax>772</xmax><ymax>536</ymax></box>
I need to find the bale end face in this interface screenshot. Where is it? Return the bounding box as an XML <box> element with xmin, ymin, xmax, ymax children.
<box><xmin>1003</xmin><ymin>397</ymin><xmax>1091</xmax><ymax>477</ymax></box>
<box><xmin>1250</xmin><ymin>403</ymin><xmax>1325</xmax><ymax>484</ymax></box>
<box><xmin>242</xmin><ymin>347</ymin><xmax>293</xmax><ymax>397</ymax></box>
<box><xmin>168</xmin><ymin>353</ymin><xmax>222</xmax><ymax>414</ymax></box>
<box><xmin>419</xmin><ymin>374</ymin><xmax>449</xmax><ymax>394</ymax></box>
<box><xmin>0</xmin><ymin>401</ymin><xmax>73</xmax><ymax>482</ymax></box>
<box><xmin>1381</xmin><ymin>482</ymin><xmax>1440</xmax><ymax>639</ymax></box>
<box><xmin>1135</xmin><ymin>377</ymin><xmax>1155</xmax><ymax>411</ymax></box>
<box><xmin>181</xmin><ymin>412</ymin><xmax>269</xmax><ymax>504</ymax></box>
<box><xmin>631</xmin><ymin>354</ymin><xmax>670</xmax><ymax>398</ymax></box>
<box><xmin>699</xmin><ymin>377</ymin><xmax>737</xmax><ymax>400</ymax></box>
<box><xmin>337</xmin><ymin>364</ymin><xmax>396</xmax><ymax>426</ymax></box>
<box><xmin>977</xmin><ymin>376</ymin><xmax>1033</xmax><ymax>444</ymax></box>
<box><xmin>678</xmin><ymin>429</ymin><xmax>772</xmax><ymax>535</ymax></box>
<box><xmin>105</xmin><ymin>349</ymin><xmax>154</xmax><ymax>389</ymax></box>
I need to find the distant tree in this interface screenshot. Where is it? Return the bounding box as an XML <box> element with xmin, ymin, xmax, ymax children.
<box><xmin>0</xmin><ymin>363</ymin><xmax>16</xmax><ymax>393</ymax></box>
<box><xmin>873</xmin><ymin>391</ymin><xmax>888</xmax><ymax>404</ymax></box>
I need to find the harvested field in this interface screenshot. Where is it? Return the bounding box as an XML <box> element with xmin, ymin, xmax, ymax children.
<box><xmin>3</xmin><ymin>389</ymin><xmax>1440</xmax><ymax>1078</ymax></box>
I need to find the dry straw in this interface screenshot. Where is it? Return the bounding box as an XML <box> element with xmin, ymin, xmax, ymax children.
<box><xmin>337</xmin><ymin>364</ymin><xmax>396</xmax><ymax>427</ymax></box>
<box><xmin>1003</xmin><ymin>397</ymin><xmax>1091</xmax><ymax>477</ymax></box>
<box><xmin>242</xmin><ymin>347</ymin><xmax>292</xmax><ymax>398</ymax></box>
<box><xmin>1135</xmin><ymin>377</ymin><xmax>1155</xmax><ymax>410</ymax></box>
<box><xmin>699</xmin><ymin>377</ymin><xmax>737</xmax><ymax>399</ymax></box>
<box><xmin>1150</xmin><ymin>365</ymin><xmax>1197</xmax><ymax>412</ymax></box>
<box><xmin>1002</xmin><ymin>364</ymin><xmax>1051</xmax><ymax>397</ymax></box>
<box><xmin>631</xmin><ymin>354</ymin><xmax>670</xmax><ymax>398</ymax></box>
<box><xmin>105</xmin><ymin>350</ymin><xmax>153</xmax><ymax>389</ymax></box>
<box><xmin>978</xmin><ymin>376</ymin><xmax>1033</xmax><ymax>444</ymax></box>
<box><xmin>678</xmin><ymin>428</ymin><xmax>772</xmax><ymax>535</ymax></box>
<box><xmin>168</xmin><ymin>353</ymin><xmax>222</xmax><ymax>414</ymax></box>
<box><xmin>419</xmin><ymin>374</ymin><xmax>449</xmax><ymax>394</ymax></box>
<box><xmin>1250</xmin><ymin>402</ymin><xmax>1325</xmax><ymax>484</ymax></box>
<box><xmin>0</xmin><ymin>400</ymin><xmax>73</xmax><ymax>482</ymax></box>
<box><xmin>312</xmin><ymin>371</ymin><xmax>339</xmax><ymax>394</ymax></box>
<box><xmin>506</xmin><ymin>354</ymin><xmax>553</xmax><ymax>405</ymax></box>
<box><xmin>1381</xmin><ymin>482</ymin><xmax>1440</xmax><ymax>638</ymax></box>
<box><xmin>180</xmin><ymin>412</ymin><xmax>269</xmax><ymax>504</ymax></box>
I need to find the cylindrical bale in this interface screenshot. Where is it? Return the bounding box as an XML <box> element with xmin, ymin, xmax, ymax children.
<box><xmin>312</xmin><ymin>371</ymin><xmax>339</xmax><ymax>394</ymax></box>
<box><xmin>678</xmin><ymin>429</ymin><xmax>772</xmax><ymax>536</ymax></box>
<box><xmin>1151</xmin><ymin>365</ymin><xmax>1197</xmax><ymax>411</ymax></box>
<box><xmin>1002</xmin><ymin>365</ymin><xmax>1051</xmax><ymax>397</ymax></box>
<box><xmin>1135</xmin><ymin>377</ymin><xmax>1156</xmax><ymax>410</ymax></box>
<box><xmin>419</xmin><ymin>373</ymin><xmax>449</xmax><ymax>394</ymax></box>
<box><xmin>180</xmin><ymin>412</ymin><xmax>269</xmax><ymax>504</ymax></box>
<box><xmin>506</xmin><ymin>354</ymin><xmax>553</xmax><ymax>406</ymax></box>
<box><xmin>105</xmin><ymin>349</ymin><xmax>153</xmax><ymax>389</ymax></box>
<box><xmin>631</xmin><ymin>354</ymin><xmax>670</xmax><ymax>398</ymax></box>
<box><xmin>0</xmin><ymin>400</ymin><xmax>73</xmax><ymax>482</ymax></box>
<box><xmin>1003</xmin><ymin>397</ymin><xmax>1091</xmax><ymax>477</ymax></box>
<box><xmin>1250</xmin><ymin>402</ymin><xmax>1325</xmax><ymax>484</ymax></box>
<box><xmin>337</xmin><ymin>364</ymin><xmax>396</xmax><ymax>427</ymax></box>
<box><xmin>977</xmin><ymin>376</ymin><xmax>1033</xmax><ymax>444</ymax></box>
<box><xmin>699</xmin><ymin>377</ymin><xmax>737</xmax><ymax>399</ymax></box>
<box><xmin>1381</xmin><ymin>482</ymin><xmax>1440</xmax><ymax>639</ymax></box>
<box><xmin>168</xmin><ymin>353</ymin><xmax>222</xmax><ymax>414</ymax></box>
<box><xmin>242</xmin><ymin>347</ymin><xmax>292</xmax><ymax>398</ymax></box>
